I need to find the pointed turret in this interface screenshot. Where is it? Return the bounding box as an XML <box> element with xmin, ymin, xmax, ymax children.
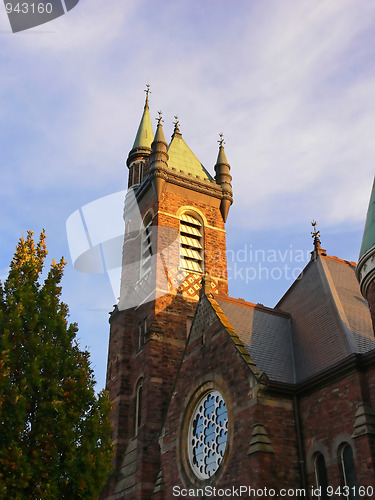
<box><xmin>214</xmin><ymin>134</ymin><xmax>233</xmax><ymax>222</ymax></box>
<box><xmin>357</xmin><ymin>178</ymin><xmax>375</xmax><ymax>313</ymax></box>
<box><xmin>149</xmin><ymin>112</ymin><xmax>169</xmax><ymax>201</ymax></box>
<box><xmin>127</xmin><ymin>86</ymin><xmax>154</xmax><ymax>187</ymax></box>
<box><xmin>131</xmin><ymin>89</ymin><xmax>153</xmax><ymax>151</ymax></box>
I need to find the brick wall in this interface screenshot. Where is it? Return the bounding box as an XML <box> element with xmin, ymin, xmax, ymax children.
<box><xmin>300</xmin><ymin>368</ymin><xmax>375</xmax><ymax>494</ymax></box>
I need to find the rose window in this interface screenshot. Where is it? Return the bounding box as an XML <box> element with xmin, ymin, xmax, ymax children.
<box><xmin>188</xmin><ymin>390</ymin><xmax>228</xmax><ymax>479</ymax></box>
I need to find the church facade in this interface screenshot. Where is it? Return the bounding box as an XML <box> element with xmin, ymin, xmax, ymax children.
<box><xmin>101</xmin><ymin>91</ymin><xmax>375</xmax><ymax>499</ymax></box>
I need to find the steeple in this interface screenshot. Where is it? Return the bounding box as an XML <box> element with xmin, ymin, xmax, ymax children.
<box><xmin>149</xmin><ymin>111</ymin><xmax>169</xmax><ymax>201</ymax></box>
<box><xmin>132</xmin><ymin>84</ymin><xmax>153</xmax><ymax>150</ymax></box>
<box><xmin>357</xmin><ymin>177</ymin><xmax>375</xmax><ymax>300</ymax></box>
<box><xmin>126</xmin><ymin>86</ymin><xmax>154</xmax><ymax>170</ymax></box>
<box><xmin>214</xmin><ymin>134</ymin><xmax>233</xmax><ymax>222</ymax></box>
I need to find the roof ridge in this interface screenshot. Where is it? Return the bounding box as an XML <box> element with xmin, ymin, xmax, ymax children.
<box><xmin>323</xmin><ymin>254</ymin><xmax>357</xmax><ymax>268</ymax></box>
<box><xmin>217</xmin><ymin>294</ymin><xmax>290</xmax><ymax>317</ymax></box>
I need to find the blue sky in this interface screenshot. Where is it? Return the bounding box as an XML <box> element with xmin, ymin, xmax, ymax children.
<box><xmin>1</xmin><ymin>0</ymin><xmax>374</xmax><ymax>389</ymax></box>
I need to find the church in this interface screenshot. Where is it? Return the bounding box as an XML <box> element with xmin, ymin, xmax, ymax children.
<box><xmin>101</xmin><ymin>89</ymin><xmax>375</xmax><ymax>499</ymax></box>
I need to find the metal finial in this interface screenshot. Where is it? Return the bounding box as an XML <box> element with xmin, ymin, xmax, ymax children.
<box><xmin>218</xmin><ymin>133</ymin><xmax>225</xmax><ymax>147</ymax></box>
<box><xmin>144</xmin><ymin>84</ymin><xmax>151</xmax><ymax>106</ymax></box>
<box><xmin>311</xmin><ymin>220</ymin><xmax>321</xmax><ymax>248</ymax></box>
<box><xmin>173</xmin><ymin>115</ymin><xmax>180</xmax><ymax>128</ymax></box>
<box><xmin>156</xmin><ymin>110</ymin><xmax>164</xmax><ymax>125</ymax></box>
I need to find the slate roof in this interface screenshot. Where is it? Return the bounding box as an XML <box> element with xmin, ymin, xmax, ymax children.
<box><xmin>214</xmin><ymin>253</ymin><xmax>375</xmax><ymax>385</ymax></box>
<box><xmin>276</xmin><ymin>254</ymin><xmax>374</xmax><ymax>382</ymax></box>
<box><xmin>323</xmin><ymin>256</ymin><xmax>375</xmax><ymax>353</ymax></box>
<box><xmin>216</xmin><ymin>297</ymin><xmax>295</xmax><ymax>384</ymax></box>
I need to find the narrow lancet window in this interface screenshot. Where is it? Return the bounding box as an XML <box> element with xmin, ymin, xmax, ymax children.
<box><xmin>340</xmin><ymin>444</ymin><xmax>359</xmax><ymax>500</ymax></box>
<box><xmin>140</xmin><ymin>214</ymin><xmax>152</xmax><ymax>278</ymax></box>
<box><xmin>135</xmin><ymin>380</ymin><xmax>143</xmax><ymax>436</ymax></box>
<box><xmin>314</xmin><ymin>453</ymin><xmax>328</xmax><ymax>500</ymax></box>
<box><xmin>179</xmin><ymin>213</ymin><xmax>204</xmax><ymax>273</ymax></box>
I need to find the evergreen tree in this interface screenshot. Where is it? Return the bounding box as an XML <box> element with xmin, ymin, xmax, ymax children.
<box><xmin>0</xmin><ymin>231</ymin><xmax>113</xmax><ymax>499</ymax></box>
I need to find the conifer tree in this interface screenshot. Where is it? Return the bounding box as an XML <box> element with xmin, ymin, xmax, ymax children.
<box><xmin>0</xmin><ymin>231</ymin><xmax>113</xmax><ymax>499</ymax></box>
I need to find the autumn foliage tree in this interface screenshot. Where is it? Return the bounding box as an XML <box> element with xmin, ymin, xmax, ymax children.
<box><xmin>0</xmin><ymin>231</ymin><xmax>113</xmax><ymax>499</ymax></box>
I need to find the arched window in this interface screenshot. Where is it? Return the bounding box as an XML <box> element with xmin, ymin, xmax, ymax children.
<box><xmin>140</xmin><ymin>213</ymin><xmax>152</xmax><ymax>278</ymax></box>
<box><xmin>340</xmin><ymin>444</ymin><xmax>359</xmax><ymax>500</ymax></box>
<box><xmin>135</xmin><ymin>379</ymin><xmax>143</xmax><ymax>436</ymax></box>
<box><xmin>179</xmin><ymin>212</ymin><xmax>204</xmax><ymax>273</ymax></box>
<box><xmin>314</xmin><ymin>453</ymin><xmax>329</xmax><ymax>500</ymax></box>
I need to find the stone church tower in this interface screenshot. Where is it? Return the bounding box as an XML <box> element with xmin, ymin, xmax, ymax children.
<box><xmin>101</xmin><ymin>90</ymin><xmax>233</xmax><ymax>499</ymax></box>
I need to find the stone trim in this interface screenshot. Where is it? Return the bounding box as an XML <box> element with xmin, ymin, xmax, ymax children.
<box><xmin>352</xmin><ymin>402</ymin><xmax>375</xmax><ymax>438</ymax></box>
<box><xmin>248</xmin><ymin>423</ymin><xmax>274</xmax><ymax>455</ymax></box>
<box><xmin>206</xmin><ymin>294</ymin><xmax>268</xmax><ymax>384</ymax></box>
<box><xmin>357</xmin><ymin>245</ymin><xmax>375</xmax><ymax>299</ymax></box>
<box><xmin>153</xmin><ymin>469</ymin><xmax>165</xmax><ymax>494</ymax></box>
<box><xmin>157</xmin><ymin>210</ymin><xmax>226</xmax><ymax>233</ymax></box>
<box><xmin>135</xmin><ymin>170</ymin><xmax>223</xmax><ymax>204</ymax></box>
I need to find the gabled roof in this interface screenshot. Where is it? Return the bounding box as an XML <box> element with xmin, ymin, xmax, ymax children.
<box><xmin>167</xmin><ymin>127</ymin><xmax>213</xmax><ymax>181</ymax></box>
<box><xmin>203</xmin><ymin>250</ymin><xmax>374</xmax><ymax>386</ymax></box>
<box><xmin>276</xmin><ymin>253</ymin><xmax>375</xmax><ymax>382</ymax></box>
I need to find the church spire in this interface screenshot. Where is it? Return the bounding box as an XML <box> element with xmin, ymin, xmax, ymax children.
<box><xmin>149</xmin><ymin>111</ymin><xmax>169</xmax><ymax>201</ymax></box>
<box><xmin>126</xmin><ymin>87</ymin><xmax>154</xmax><ymax>187</ymax></box>
<box><xmin>131</xmin><ymin>85</ymin><xmax>153</xmax><ymax>151</ymax></box>
<box><xmin>214</xmin><ymin>133</ymin><xmax>233</xmax><ymax>222</ymax></box>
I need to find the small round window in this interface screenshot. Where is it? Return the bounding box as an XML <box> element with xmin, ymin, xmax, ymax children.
<box><xmin>188</xmin><ymin>390</ymin><xmax>228</xmax><ymax>480</ymax></box>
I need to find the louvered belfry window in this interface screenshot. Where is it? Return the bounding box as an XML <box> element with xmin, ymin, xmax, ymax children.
<box><xmin>180</xmin><ymin>213</ymin><xmax>204</xmax><ymax>273</ymax></box>
<box><xmin>141</xmin><ymin>214</ymin><xmax>152</xmax><ymax>277</ymax></box>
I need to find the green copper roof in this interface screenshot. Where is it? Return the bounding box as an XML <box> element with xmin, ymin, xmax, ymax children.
<box><xmin>167</xmin><ymin>130</ymin><xmax>213</xmax><ymax>181</ymax></box>
<box><xmin>359</xmin><ymin>177</ymin><xmax>375</xmax><ymax>260</ymax></box>
<box><xmin>132</xmin><ymin>99</ymin><xmax>153</xmax><ymax>150</ymax></box>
